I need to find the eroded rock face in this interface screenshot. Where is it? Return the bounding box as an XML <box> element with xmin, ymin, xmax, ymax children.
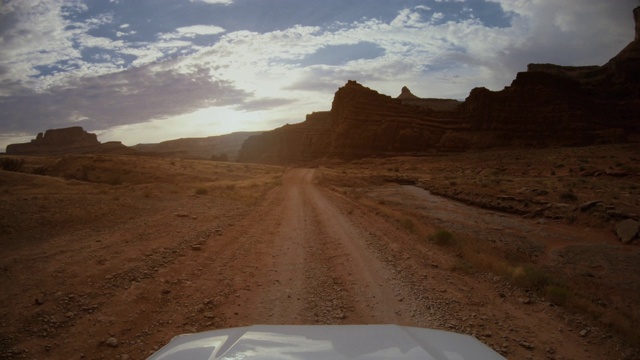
<box><xmin>327</xmin><ymin>81</ymin><xmax>462</xmax><ymax>157</ymax></box>
<box><xmin>397</xmin><ymin>86</ymin><xmax>462</xmax><ymax>111</ymax></box>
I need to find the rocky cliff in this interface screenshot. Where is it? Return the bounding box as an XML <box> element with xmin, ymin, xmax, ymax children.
<box><xmin>5</xmin><ymin>127</ymin><xmax>129</xmax><ymax>155</ymax></box>
<box><xmin>239</xmin><ymin>7</ymin><xmax>640</xmax><ymax>164</ymax></box>
<box><xmin>327</xmin><ymin>81</ymin><xmax>463</xmax><ymax>157</ymax></box>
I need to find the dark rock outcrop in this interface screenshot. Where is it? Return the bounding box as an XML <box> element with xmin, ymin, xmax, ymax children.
<box><xmin>239</xmin><ymin>7</ymin><xmax>640</xmax><ymax>164</ymax></box>
<box><xmin>5</xmin><ymin>127</ymin><xmax>125</xmax><ymax>155</ymax></box>
<box><xmin>239</xmin><ymin>112</ymin><xmax>331</xmax><ymax>164</ymax></box>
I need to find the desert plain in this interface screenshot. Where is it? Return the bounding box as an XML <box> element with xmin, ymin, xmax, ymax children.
<box><xmin>0</xmin><ymin>144</ymin><xmax>639</xmax><ymax>360</ymax></box>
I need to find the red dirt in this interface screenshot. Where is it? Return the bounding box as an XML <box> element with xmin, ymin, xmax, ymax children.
<box><xmin>1</xmin><ymin>163</ymin><xmax>639</xmax><ymax>359</ymax></box>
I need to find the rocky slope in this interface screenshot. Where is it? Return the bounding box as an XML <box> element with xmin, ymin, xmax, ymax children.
<box><xmin>5</xmin><ymin>127</ymin><xmax>131</xmax><ymax>155</ymax></box>
<box><xmin>239</xmin><ymin>7</ymin><xmax>640</xmax><ymax>164</ymax></box>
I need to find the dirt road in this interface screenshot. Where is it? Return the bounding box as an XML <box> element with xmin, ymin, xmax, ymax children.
<box><xmin>214</xmin><ymin>168</ymin><xmax>412</xmax><ymax>325</ymax></box>
<box><xmin>1</xmin><ymin>167</ymin><xmax>637</xmax><ymax>359</ymax></box>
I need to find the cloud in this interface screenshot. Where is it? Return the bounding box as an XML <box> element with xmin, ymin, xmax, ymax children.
<box><xmin>235</xmin><ymin>97</ymin><xmax>298</xmax><ymax>111</ymax></box>
<box><xmin>190</xmin><ymin>0</ymin><xmax>234</xmax><ymax>5</ymax></box>
<box><xmin>0</xmin><ymin>1</ymin><xmax>85</xmax><ymax>84</ymax></box>
<box><xmin>298</xmin><ymin>42</ymin><xmax>385</xmax><ymax>66</ymax></box>
<box><xmin>0</xmin><ymin>63</ymin><xmax>249</xmax><ymax>135</ymax></box>
<box><xmin>159</xmin><ymin>25</ymin><xmax>226</xmax><ymax>40</ymax></box>
<box><xmin>486</xmin><ymin>0</ymin><xmax>637</xmax><ymax>66</ymax></box>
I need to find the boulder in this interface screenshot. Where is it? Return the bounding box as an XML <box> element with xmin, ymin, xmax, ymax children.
<box><xmin>579</xmin><ymin>200</ymin><xmax>604</xmax><ymax>212</ymax></box>
<box><xmin>614</xmin><ymin>219</ymin><xmax>639</xmax><ymax>244</ymax></box>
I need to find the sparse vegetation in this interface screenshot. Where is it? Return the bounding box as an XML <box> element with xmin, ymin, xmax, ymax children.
<box><xmin>545</xmin><ymin>284</ymin><xmax>570</xmax><ymax>305</ymax></box>
<box><xmin>512</xmin><ymin>265</ymin><xmax>551</xmax><ymax>290</ymax></box>
<box><xmin>559</xmin><ymin>191</ymin><xmax>578</xmax><ymax>202</ymax></box>
<box><xmin>0</xmin><ymin>157</ymin><xmax>24</xmax><ymax>172</ymax></box>
<box><xmin>428</xmin><ymin>229</ymin><xmax>455</xmax><ymax>246</ymax></box>
<box><xmin>400</xmin><ymin>217</ymin><xmax>415</xmax><ymax>232</ymax></box>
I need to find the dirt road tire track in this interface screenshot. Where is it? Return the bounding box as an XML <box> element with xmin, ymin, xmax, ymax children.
<box><xmin>218</xmin><ymin>168</ymin><xmax>414</xmax><ymax>326</ymax></box>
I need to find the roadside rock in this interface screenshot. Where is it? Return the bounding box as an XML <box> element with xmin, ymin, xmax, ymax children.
<box><xmin>579</xmin><ymin>200</ymin><xmax>604</xmax><ymax>212</ymax></box>
<box><xmin>106</xmin><ymin>337</ymin><xmax>119</xmax><ymax>348</ymax></box>
<box><xmin>34</xmin><ymin>294</ymin><xmax>46</xmax><ymax>305</ymax></box>
<box><xmin>614</xmin><ymin>219</ymin><xmax>639</xmax><ymax>244</ymax></box>
<box><xmin>519</xmin><ymin>341</ymin><xmax>535</xmax><ymax>350</ymax></box>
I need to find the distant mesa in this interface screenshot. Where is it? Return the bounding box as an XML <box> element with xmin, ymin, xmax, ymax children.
<box><xmin>239</xmin><ymin>7</ymin><xmax>640</xmax><ymax>164</ymax></box>
<box><xmin>4</xmin><ymin>126</ymin><xmax>261</xmax><ymax>160</ymax></box>
<box><xmin>5</xmin><ymin>126</ymin><xmax>130</xmax><ymax>155</ymax></box>
<box><xmin>132</xmin><ymin>131</ymin><xmax>261</xmax><ymax>161</ymax></box>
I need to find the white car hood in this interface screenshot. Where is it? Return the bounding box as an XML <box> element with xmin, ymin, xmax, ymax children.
<box><xmin>147</xmin><ymin>324</ymin><xmax>505</xmax><ymax>360</ymax></box>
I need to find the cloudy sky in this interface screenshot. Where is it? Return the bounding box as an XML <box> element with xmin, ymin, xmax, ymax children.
<box><xmin>1</xmin><ymin>0</ymin><xmax>638</xmax><ymax>150</ymax></box>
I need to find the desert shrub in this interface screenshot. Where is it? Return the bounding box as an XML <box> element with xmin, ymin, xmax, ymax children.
<box><xmin>211</xmin><ymin>153</ymin><xmax>228</xmax><ymax>162</ymax></box>
<box><xmin>195</xmin><ymin>187</ymin><xmax>208</xmax><ymax>195</ymax></box>
<box><xmin>429</xmin><ymin>229</ymin><xmax>455</xmax><ymax>246</ymax></box>
<box><xmin>559</xmin><ymin>191</ymin><xmax>578</xmax><ymax>202</ymax></box>
<box><xmin>400</xmin><ymin>218</ymin><xmax>415</xmax><ymax>233</ymax></box>
<box><xmin>451</xmin><ymin>259</ymin><xmax>474</xmax><ymax>274</ymax></box>
<box><xmin>512</xmin><ymin>265</ymin><xmax>551</xmax><ymax>290</ymax></box>
<box><xmin>545</xmin><ymin>285</ymin><xmax>570</xmax><ymax>305</ymax></box>
<box><xmin>0</xmin><ymin>158</ymin><xmax>24</xmax><ymax>172</ymax></box>
<box><xmin>106</xmin><ymin>175</ymin><xmax>122</xmax><ymax>186</ymax></box>
<box><xmin>32</xmin><ymin>166</ymin><xmax>48</xmax><ymax>175</ymax></box>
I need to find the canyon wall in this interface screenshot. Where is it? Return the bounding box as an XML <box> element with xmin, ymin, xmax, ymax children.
<box><xmin>239</xmin><ymin>7</ymin><xmax>640</xmax><ymax>164</ymax></box>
